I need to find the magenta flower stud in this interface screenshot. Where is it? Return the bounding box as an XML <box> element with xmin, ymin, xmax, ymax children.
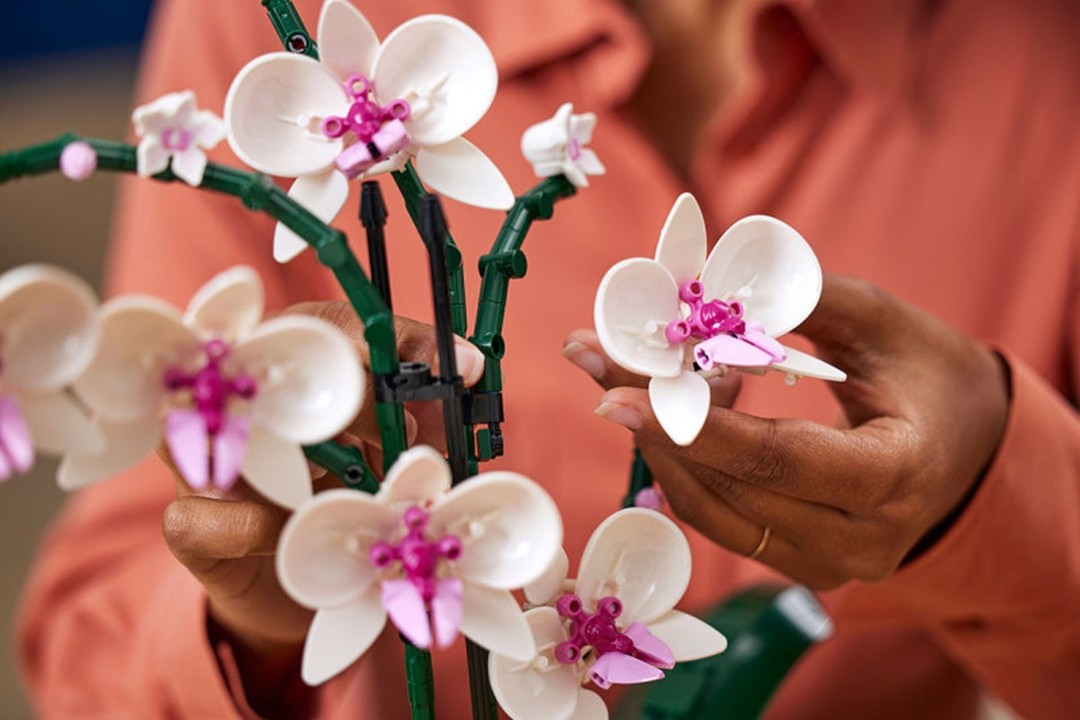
<box><xmin>58</xmin><ymin>266</ymin><xmax>364</xmax><ymax>508</ymax></box>
<box><xmin>489</xmin><ymin>509</ymin><xmax>728</xmax><ymax>720</ymax></box>
<box><xmin>132</xmin><ymin>90</ymin><xmax>225</xmax><ymax>186</ymax></box>
<box><xmin>276</xmin><ymin>445</ymin><xmax>563</xmax><ymax>685</ymax></box>
<box><xmin>225</xmin><ymin>0</ymin><xmax>514</xmax><ymax>263</ymax></box>
<box><xmin>594</xmin><ymin>192</ymin><xmax>846</xmax><ymax>446</ymax></box>
<box><xmin>0</xmin><ymin>265</ymin><xmax>102</xmax><ymax>482</ymax></box>
<box><xmin>521</xmin><ymin>103</ymin><xmax>605</xmax><ymax>188</ymax></box>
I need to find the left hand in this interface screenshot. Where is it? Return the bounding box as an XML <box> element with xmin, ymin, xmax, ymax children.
<box><xmin>564</xmin><ymin>274</ymin><xmax>1009</xmax><ymax>590</ymax></box>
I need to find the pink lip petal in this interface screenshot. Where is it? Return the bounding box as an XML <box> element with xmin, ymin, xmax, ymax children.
<box><xmin>693</xmin><ymin>333</ymin><xmax>776</xmax><ymax>370</ymax></box>
<box><xmin>0</xmin><ymin>394</ymin><xmax>34</xmax><ymax>474</ymax></box>
<box><xmin>624</xmin><ymin>622</ymin><xmax>675</xmax><ymax>669</ymax></box>
<box><xmin>381</xmin><ymin>578</ymin><xmax>432</xmax><ymax>649</ymax></box>
<box><xmin>430</xmin><ymin>578</ymin><xmax>464</xmax><ymax>649</ymax></box>
<box><xmin>740</xmin><ymin>321</ymin><xmax>787</xmax><ymax>362</ymax></box>
<box><xmin>165</xmin><ymin>408</ymin><xmax>210</xmax><ymax>490</ymax></box>
<box><xmin>588</xmin><ymin>651</ymin><xmax>665</xmax><ymax>689</ymax></box>
<box><xmin>212</xmin><ymin>415</ymin><xmax>250</xmax><ymax>492</ymax></box>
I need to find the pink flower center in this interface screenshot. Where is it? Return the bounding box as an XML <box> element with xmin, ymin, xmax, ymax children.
<box><xmin>321</xmin><ymin>74</ymin><xmax>412</xmax><ymax>179</ymax></box>
<box><xmin>369</xmin><ymin>505</ymin><xmax>462</xmax><ymax>603</ymax></box>
<box><xmin>567</xmin><ymin>137</ymin><xmax>583</xmax><ymax>161</ymax></box>
<box><xmin>162</xmin><ymin>339</ymin><xmax>257</xmax><ymax>436</ymax></box>
<box><xmin>161</xmin><ymin>127</ymin><xmax>194</xmax><ymax>152</ymax></box>
<box><xmin>665</xmin><ymin>279</ymin><xmax>746</xmax><ymax>345</ymax></box>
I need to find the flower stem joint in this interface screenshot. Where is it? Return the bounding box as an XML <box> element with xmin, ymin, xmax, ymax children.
<box><xmin>322</xmin><ymin>74</ymin><xmax>411</xmax><ymax>179</ymax></box>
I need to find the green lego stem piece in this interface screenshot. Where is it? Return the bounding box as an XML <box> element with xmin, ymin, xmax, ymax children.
<box><xmin>302</xmin><ymin>441</ymin><xmax>379</xmax><ymax>493</ymax></box>
<box><xmin>621</xmin><ymin>446</ymin><xmax>654</xmax><ymax>509</ymax></box>
<box><xmin>261</xmin><ymin>0</ymin><xmax>318</xmax><ymax>57</ymax></box>
<box><xmin>405</xmin><ymin>644</ymin><xmax>436</xmax><ymax>718</ymax></box>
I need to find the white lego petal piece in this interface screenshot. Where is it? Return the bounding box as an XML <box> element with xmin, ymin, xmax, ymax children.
<box><xmin>568</xmin><ymin>690</ymin><xmax>608</xmax><ymax>720</ymax></box>
<box><xmin>576</xmin><ymin>509</ymin><xmax>691</xmax><ymax>625</ymax></box>
<box><xmin>136</xmin><ymin>139</ymin><xmax>171</xmax><ymax>178</ymax></box>
<box><xmin>73</xmin><ymin>297</ymin><xmax>200</xmax><ymax>422</ymax></box>
<box><xmin>701</xmin><ymin>215</ymin><xmax>822</xmax><ymax>338</ymax></box>
<box><xmin>575</xmin><ymin>148</ymin><xmax>605</xmax><ymax>178</ymax></box>
<box><xmin>414</xmin><ymin>138</ymin><xmax>514</xmax><ymax>210</ymax></box>
<box><xmin>594</xmin><ymin>259</ymin><xmax>684</xmax><ymax>379</ymax></box>
<box><xmin>301</xmin><ymin>588</ymin><xmax>386</xmax><ymax>686</ymax></box>
<box><xmin>240</xmin><ymin>426</ymin><xmax>313</xmax><ymax>509</ymax></box>
<box><xmin>317</xmin><ymin>0</ymin><xmax>380</xmax><ymax>82</ymax></box>
<box><xmin>520</xmin><ymin>102</ymin><xmax>571</xmax><ymax>166</ymax></box>
<box><xmin>649</xmin><ymin>371</ymin><xmax>710</xmax><ymax>447</ymax></box>
<box><xmin>654</xmin><ymin>193</ymin><xmax>707</xmax><ymax>286</ymax></box>
<box><xmin>458</xmin><ymin>582</ymin><xmax>535</xmax><ymax>662</ymax></box>
<box><xmin>193</xmin><ymin>109</ymin><xmax>226</xmax><ymax>148</ymax></box>
<box><xmin>524</xmin><ymin>546</ymin><xmax>569</xmax><ymax>606</ymax></box>
<box><xmin>169</xmin><ymin>148</ymin><xmax>209</xmax><ymax>186</ymax></box>
<box><xmin>378</xmin><ymin>445</ymin><xmax>452</xmax><ymax>507</ymax></box>
<box><xmin>225</xmin><ymin>53</ymin><xmax>346</xmax><ymax>176</ymax></box>
<box><xmin>277</xmin><ymin>489</ymin><xmax>398</xmax><ymax>609</ymax></box>
<box><xmin>184</xmin><ymin>265</ymin><xmax>264</xmax><ymax>342</ymax></box>
<box><xmin>374</xmin><ymin>15</ymin><xmax>497</xmax><ymax>146</ymax></box>
<box><xmin>274</xmin><ymin>170</ymin><xmax>351</xmax><ymax>263</ymax></box>
<box><xmin>0</xmin><ymin>265</ymin><xmax>99</xmax><ymax>391</ymax></box>
<box><xmin>768</xmin><ymin>345</ymin><xmax>847</xmax><ymax>382</ymax></box>
<box><xmin>19</xmin><ymin>390</ymin><xmax>103</xmax><ymax>455</ymax></box>
<box><xmin>646</xmin><ymin>610</ymin><xmax>728</xmax><ymax>662</ymax></box>
<box><xmin>489</xmin><ymin>607</ymin><xmax>580</xmax><ymax>720</ymax></box>
<box><xmin>132</xmin><ymin>90</ymin><xmax>194</xmax><ymax>136</ymax></box>
<box><xmin>230</xmin><ymin>315</ymin><xmax>364</xmax><ymax>444</ymax></box>
<box><xmin>57</xmin><ymin>417</ymin><xmax>161</xmax><ymax>491</ymax></box>
<box><xmin>428</xmin><ymin>472</ymin><xmax>563</xmax><ymax>590</ymax></box>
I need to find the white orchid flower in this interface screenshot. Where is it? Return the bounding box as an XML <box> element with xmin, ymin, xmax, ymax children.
<box><xmin>132</xmin><ymin>90</ymin><xmax>226</xmax><ymax>186</ymax></box>
<box><xmin>594</xmin><ymin>193</ymin><xmax>846</xmax><ymax>446</ymax></box>
<box><xmin>521</xmin><ymin>103</ymin><xmax>605</xmax><ymax>188</ymax></box>
<box><xmin>490</xmin><ymin>508</ymin><xmax>728</xmax><ymax>720</ymax></box>
<box><xmin>59</xmin><ymin>266</ymin><xmax>363</xmax><ymax>509</ymax></box>
<box><xmin>225</xmin><ymin>0</ymin><xmax>515</xmax><ymax>263</ymax></box>
<box><xmin>0</xmin><ymin>265</ymin><xmax>102</xmax><ymax>481</ymax></box>
<box><xmin>276</xmin><ymin>445</ymin><xmax>563</xmax><ymax>685</ymax></box>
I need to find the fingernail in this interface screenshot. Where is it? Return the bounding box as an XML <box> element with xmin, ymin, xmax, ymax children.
<box><xmin>454</xmin><ymin>339</ymin><xmax>485</xmax><ymax>385</ymax></box>
<box><xmin>404</xmin><ymin>412</ymin><xmax>418</xmax><ymax>446</ymax></box>
<box><xmin>562</xmin><ymin>341</ymin><xmax>606</xmax><ymax>380</ymax></box>
<box><xmin>307</xmin><ymin>460</ymin><xmax>329</xmax><ymax>480</ymax></box>
<box><xmin>595</xmin><ymin>401</ymin><xmax>642</xmax><ymax>430</ymax></box>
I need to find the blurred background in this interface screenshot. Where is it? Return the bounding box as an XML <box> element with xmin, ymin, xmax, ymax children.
<box><xmin>0</xmin><ymin>1</ymin><xmax>154</xmax><ymax>716</ymax></box>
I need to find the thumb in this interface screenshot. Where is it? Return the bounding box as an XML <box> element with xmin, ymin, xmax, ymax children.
<box><xmin>162</xmin><ymin>496</ymin><xmax>288</xmax><ymax>574</ymax></box>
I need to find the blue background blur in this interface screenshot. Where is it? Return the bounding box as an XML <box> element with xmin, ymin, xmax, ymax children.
<box><xmin>0</xmin><ymin>0</ymin><xmax>153</xmax><ymax>60</ymax></box>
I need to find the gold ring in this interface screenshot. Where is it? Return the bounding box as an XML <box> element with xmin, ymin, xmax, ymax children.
<box><xmin>747</xmin><ymin>526</ymin><xmax>771</xmax><ymax>560</ymax></box>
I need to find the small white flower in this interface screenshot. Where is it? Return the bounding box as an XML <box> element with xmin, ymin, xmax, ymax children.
<box><xmin>59</xmin><ymin>266</ymin><xmax>364</xmax><ymax>509</ymax></box>
<box><xmin>132</xmin><ymin>90</ymin><xmax>225</xmax><ymax>186</ymax></box>
<box><xmin>594</xmin><ymin>193</ymin><xmax>845</xmax><ymax>446</ymax></box>
<box><xmin>277</xmin><ymin>446</ymin><xmax>563</xmax><ymax>685</ymax></box>
<box><xmin>521</xmin><ymin>103</ymin><xmax>605</xmax><ymax>188</ymax></box>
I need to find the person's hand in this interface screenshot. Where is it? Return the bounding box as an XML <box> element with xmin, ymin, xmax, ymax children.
<box><xmin>564</xmin><ymin>274</ymin><xmax>1009</xmax><ymax>590</ymax></box>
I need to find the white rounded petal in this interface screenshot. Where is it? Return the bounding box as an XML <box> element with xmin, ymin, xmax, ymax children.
<box><xmin>301</xmin><ymin>588</ymin><xmax>386</xmax><ymax>686</ymax></box>
<box><xmin>489</xmin><ymin>607</ymin><xmax>580</xmax><ymax>720</ymax></box>
<box><xmin>19</xmin><ymin>390</ymin><xmax>103</xmax><ymax>455</ymax></box>
<box><xmin>317</xmin><ymin>0</ymin><xmax>379</xmax><ymax>82</ymax></box>
<box><xmin>57</xmin><ymin>417</ymin><xmax>161</xmax><ymax>491</ymax></box>
<box><xmin>458</xmin><ymin>582</ymin><xmax>535</xmax><ymax>662</ymax></box>
<box><xmin>241</xmin><ymin>426</ymin><xmax>313</xmax><ymax>509</ymax></box>
<box><xmin>428</xmin><ymin>471</ymin><xmax>562</xmax><ymax>590</ymax></box>
<box><xmin>277</xmin><ymin>488</ymin><xmax>398</xmax><ymax>609</ymax></box>
<box><xmin>769</xmin><ymin>346</ymin><xmax>847</xmax><ymax>382</ymax></box>
<box><xmin>184</xmin><ymin>265</ymin><xmax>264</xmax><ymax>342</ymax></box>
<box><xmin>0</xmin><ymin>265</ymin><xmax>99</xmax><ymax>391</ymax></box>
<box><xmin>524</xmin><ymin>546</ymin><xmax>569</xmax><ymax>606</ymax></box>
<box><xmin>521</xmin><ymin>102</ymin><xmax>572</xmax><ymax>166</ymax></box>
<box><xmin>170</xmin><ymin>148</ymin><xmax>209</xmax><ymax>186</ymax></box>
<box><xmin>225</xmin><ymin>52</ymin><xmax>346</xmax><ymax>176</ymax></box>
<box><xmin>377</xmin><ymin>445</ymin><xmax>452</xmax><ymax>508</ymax></box>
<box><xmin>414</xmin><ymin>138</ymin><xmax>514</xmax><ymax>210</ymax></box>
<box><xmin>374</xmin><ymin>15</ymin><xmax>497</xmax><ymax>146</ymax></box>
<box><xmin>654</xmin><ymin>192</ymin><xmax>707</xmax><ymax>286</ymax></box>
<box><xmin>594</xmin><ymin>258</ymin><xmax>683</xmax><ymax>379</ymax></box>
<box><xmin>137</xmin><ymin>139</ymin><xmax>171</xmax><ymax>178</ymax></box>
<box><xmin>231</xmin><ymin>315</ymin><xmax>364</xmax><ymax>444</ymax></box>
<box><xmin>648</xmin><ymin>372</ymin><xmax>710</xmax><ymax>447</ymax></box>
<box><xmin>73</xmin><ymin>297</ymin><xmax>200</xmax><ymax>421</ymax></box>
<box><xmin>274</xmin><ymin>170</ymin><xmax>351</xmax><ymax>263</ymax></box>
<box><xmin>576</xmin><ymin>508</ymin><xmax>691</xmax><ymax>625</ymax></box>
<box><xmin>193</xmin><ymin>109</ymin><xmax>226</xmax><ymax>149</ymax></box>
<box><xmin>700</xmin><ymin>215</ymin><xmax>822</xmax><ymax>338</ymax></box>
<box><xmin>569</xmin><ymin>690</ymin><xmax>608</xmax><ymax>720</ymax></box>
<box><xmin>646</xmin><ymin>610</ymin><xmax>727</xmax><ymax>662</ymax></box>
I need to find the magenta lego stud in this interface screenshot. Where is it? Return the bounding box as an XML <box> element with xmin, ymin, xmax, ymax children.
<box><xmin>60</xmin><ymin>141</ymin><xmax>98</xmax><ymax>181</ymax></box>
<box><xmin>321</xmin><ymin>73</ymin><xmax>412</xmax><ymax>178</ymax></box>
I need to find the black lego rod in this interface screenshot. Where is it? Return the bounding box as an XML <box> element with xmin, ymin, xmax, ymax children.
<box><xmin>360</xmin><ymin>181</ymin><xmax>394</xmax><ymax>313</ymax></box>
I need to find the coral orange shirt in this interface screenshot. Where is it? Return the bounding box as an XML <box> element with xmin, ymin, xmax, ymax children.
<box><xmin>19</xmin><ymin>0</ymin><xmax>1080</xmax><ymax>718</ymax></box>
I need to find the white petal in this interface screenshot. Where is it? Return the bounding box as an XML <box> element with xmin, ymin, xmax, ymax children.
<box><xmin>136</xmin><ymin>138</ymin><xmax>171</xmax><ymax>177</ymax></box>
<box><xmin>489</xmin><ymin>607</ymin><xmax>581</xmax><ymax>720</ymax></box>
<box><xmin>459</xmin><ymin>582</ymin><xmax>535</xmax><ymax>662</ymax></box>
<box><xmin>374</xmin><ymin>15</ymin><xmax>497</xmax><ymax>145</ymax></box>
<box><xmin>0</xmin><ymin>265</ymin><xmax>99</xmax><ymax>391</ymax></box>
<box><xmin>524</xmin><ymin>546</ymin><xmax>569</xmax><ymax>606</ymax></box>
<box><xmin>568</xmin><ymin>690</ymin><xmax>608</xmax><ymax>720</ymax></box>
<box><xmin>428</xmin><ymin>472</ymin><xmax>563</xmax><ymax>590</ymax></box>
<box><xmin>317</xmin><ymin>0</ymin><xmax>379</xmax><ymax>82</ymax></box>
<box><xmin>273</xmin><ymin>170</ymin><xmax>350</xmax><ymax>263</ymax></box>
<box><xmin>594</xmin><ymin>259</ymin><xmax>683</xmax><ymax>378</ymax></box>
<box><xmin>654</xmin><ymin>192</ymin><xmax>707</xmax><ymax>286</ymax></box>
<box><xmin>377</xmin><ymin>445</ymin><xmax>451</xmax><ymax>508</ymax></box>
<box><xmin>19</xmin><ymin>390</ymin><xmax>103</xmax><ymax>455</ymax></box>
<box><xmin>193</xmin><ymin>109</ymin><xmax>226</xmax><ymax>149</ymax></box>
<box><xmin>414</xmin><ymin>138</ymin><xmax>514</xmax><ymax>210</ymax></box>
<box><xmin>649</xmin><ymin>371</ymin><xmax>710</xmax><ymax>447</ymax></box>
<box><xmin>277</xmin><ymin>488</ymin><xmax>398</xmax><ymax>609</ymax></box>
<box><xmin>132</xmin><ymin>90</ymin><xmax>194</xmax><ymax>136</ymax></box>
<box><xmin>231</xmin><ymin>315</ymin><xmax>364</xmax><ymax>444</ymax></box>
<box><xmin>184</xmin><ymin>266</ymin><xmax>264</xmax><ymax>342</ymax></box>
<box><xmin>57</xmin><ymin>417</ymin><xmax>161</xmax><ymax>490</ymax></box>
<box><xmin>568</xmin><ymin>112</ymin><xmax>597</xmax><ymax>146</ymax></box>
<box><xmin>241</xmin><ymin>426</ymin><xmax>312</xmax><ymax>509</ymax></box>
<box><xmin>576</xmin><ymin>508</ymin><xmax>691</xmax><ymax>625</ymax></box>
<box><xmin>520</xmin><ymin>103</ymin><xmax>572</xmax><ymax>166</ymax></box>
<box><xmin>701</xmin><ymin>215</ymin><xmax>822</xmax><ymax>338</ymax></box>
<box><xmin>225</xmin><ymin>52</ymin><xmax>346</xmax><ymax>176</ymax></box>
<box><xmin>302</xmin><ymin>588</ymin><xmax>386</xmax><ymax>686</ymax></box>
<box><xmin>169</xmin><ymin>148</ymin><xmax>208</xmax><ymax>186</ymax></box>
<box><xmin>575</xmin><ymin>149</ymin><xmax>605</xmax><ymax>178</ymax></box>
<box><xmin>768</xmin><ymin>346</ymin><xmax>847</xmax><ymax>382</ymax></box>
<box><xmin>646</xmin><ymin>610</ymin><xmax>727</xmax><ymax>662</ymax></box>
<box><xmin>73</xmin><ymin>297</ymin><xmax>200</xmax><ymax>421</ymax></box>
